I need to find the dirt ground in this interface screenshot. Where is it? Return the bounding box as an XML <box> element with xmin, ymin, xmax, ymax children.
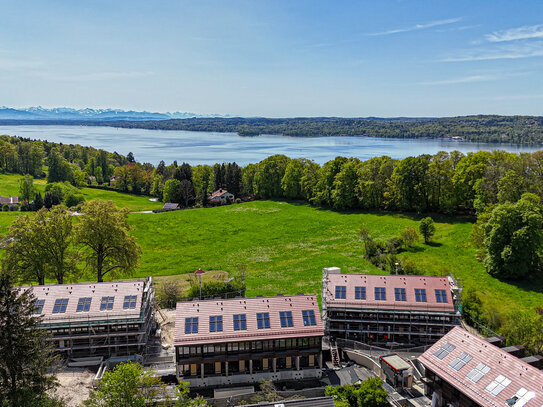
<box><xmin>51</xmin><ymin>369</ymin><xmax>94</xmax><ymax>406</ymax></box>
<box><xmin>159</xmin><ymin>308</ymin><xmax>177</xmax><ymax>348</ymax></box>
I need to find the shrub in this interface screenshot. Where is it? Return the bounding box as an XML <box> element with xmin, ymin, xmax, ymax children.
<box><xmin>64</xmin><ymin>193</ymin><xmax>85</xmax><ymax>208</ymax></box>
<box><xmin>2</xmin><ymin>204</ymin><xmax>9</xmax><ymax>212</ymax></box>
<box><xmin>156</xmin><ymin>280</ymin><xmax>183</xmax><ymax>309</ymax></box>
<box><xmin>186</xmin><ymin>280</ymin><xmax>246</xmax><ymax>299</ymax></box>
<box><xmin>419</xmin><ymin>217</ymin><xmax>436</xmax><ymax>244</ymax></box>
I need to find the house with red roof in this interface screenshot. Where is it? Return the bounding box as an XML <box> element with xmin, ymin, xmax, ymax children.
<box><xmin>419</xmin><ymin>326</ymin><xmax>543</xmax><ymax>407</ymax></box>
<box><xmin>208</xmin><ymin>188</ymin><xmax>234</xmax><ymax>205</ymax></box>
<box><xmin>174</xmin><ymin>294</ymin><xmax>324</xmax><ymax>388</ymax></box>
<box><xmin>16</xmin><ymin>277</ymin><xmax>155</xmax><ymax>359</ymax></box>
<box><xmin>322</xmin><ymin>267</ymin><xmax>461</xmax><ymax>347</ymax></box>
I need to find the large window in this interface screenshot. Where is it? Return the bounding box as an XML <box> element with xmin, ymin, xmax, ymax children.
<box><xmin>375</xmin><ymin>287</ymin><xmax>386</xmax><ymax>301</ymax></box>
<box><xmin>435</xmin><ymin>289</ymin><xmax>448</xmax><ymax>303</ymax></box>
<box><xmin>355</xmin><ymin>286</ymin><xmax>366</xmax><ymax>300</ymax></box>
<box><xmin>335</xmin><ymin>286</ymin><xmax>346</xmax><ymax>299</ymax></box>
<box><xmin>257</xmin><ymin>313</ymin><xmax>270</xmax><ymax>329</ymax></box>
<box><xmin>33</xmin><ymin>299</ymin><xmax>45</xmax><ymax>314</ymax></box>
<box><xmin>433</xmin><ymin>342</ymin><xmax>455</xmax><ymax>359</ymax></box>
<box><xmin>279</xmin><ymin>311</ymin><xmax>293</xmax><ymax>328</ymax></box>
<box><xmin>185</xmin><ymin>317</ymin><xmax>198</xmax><ymax>334</ymax></box>
<box><xmin>100</xmin><ymin>296</ymin><xmax>115</xmax><ymax>311</ymax></box>
<box><xmin>449</xmin><ymin>352</ymin><xmax>472</xmax><ymax>371</ymax></box>
<box><xmin>53</xmin><ymin>298</ymin><xmax>68</xmax><ymax>314</ymax></box>
<box><xmin>485</xmin><ymin>375</ymin><xmax>511</xmax><ymax>396</ymax></box>
<box><xmin>415</xmin><ymin>289</ymin><xmax>427</xmax><ymax>302</ymax></box>
<box><xmin>209</xmin><ymin>316</ymin><xmax>223</xmax><ymax>332</ymax></box>
<box><xmin>466</xmin><ymin>363</ymin><xmax>490</xmax><ymax>383</ymax></box>
<box><xmin>233</xmin><ymin>314</ymin><xmax>247</xmax><ymax>331</ymax></box>
<box><xmin>302</xmin><ymin>310</ymin><xmax>317</xmax><ymax>326</ymax></box>
<box><xmin>123</xmin><ymin>295</ymin><xmax>137</xmax><ymax>309</ymax></box>
<box><xmin>394</xmin><ymin>288</ymin><xmax>406</xmax><ymax>301</ymax></box>
<box><xmin>76</xmin><ymin>297</ymin><xmax>92</xmax><ymax>312</ymax></box>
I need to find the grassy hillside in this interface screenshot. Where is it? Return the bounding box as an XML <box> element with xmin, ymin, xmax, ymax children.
<box><xmin>128</xmin><ymin>200</ymin><xmax>543</xmax><ymax>314</ymax></box>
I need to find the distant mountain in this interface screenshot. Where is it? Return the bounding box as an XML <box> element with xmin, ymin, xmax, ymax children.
<box><xmin>0</xmin><ymin>106</ymin><xmax>228</xmax><ymax>121</ymax></box>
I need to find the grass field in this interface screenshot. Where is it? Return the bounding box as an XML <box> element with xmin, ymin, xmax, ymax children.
<box><xmin>0</xmin><ymin>173</ymin><xmax>162</xmax><ymax>212</ymax></box>
<box><xmin>128</xmin><ymin>200</ymin><xmax>543</xmax><ymax>314</ymax></box>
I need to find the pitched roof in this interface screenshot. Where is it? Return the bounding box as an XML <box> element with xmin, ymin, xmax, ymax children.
<box><xmin>209</xmin><ymin>189</ymin><xmax>232</xmax><ymax>199</ymax></box>
<box><xmin>0</xmin><ymin>196</ymin><xmax>19</xmax><ymax>205</ymax></box>
<box><xmin>174</xmin><ymin>295</ymin><xmax>324</xmax><ymax>346</ymax></box>
<box><xmin>243</xmin><ymin>397</ymin><xmax>335</xmax><ymax>407</ymax></box>
<box><xmin>419</xmin><ymin>326</ymin><xmax>543</xmax><ymax>407</ymax></box>
<box><xmin>163</xmin><ymin>202</ymin><xmax>179</xmax><ymax>209</ymax></box>
<box><xmin>16</xmin><ymin>280</ymin><xmax>146</xmax><ymax>324</ymax></box>
<box><xmin>325</xmin><ymin>273</ymin><xmax>456</xmax><ymax>313</ymax></box>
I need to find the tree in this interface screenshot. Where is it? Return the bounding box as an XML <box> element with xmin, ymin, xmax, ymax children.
<box><xmin>389</xmin><ymin>155</ymin><xmax>431</xmax><ymax>212</ymax></box>
<box><xmin>332</xmin><ymin>158</ymin><xmax>361</xmax><ymax>209</ymax></box>
<box><xmin>419</xmin><ymin>217</ymin><xmax>436</xmax><ymax>244</ymax></box>
<box><xmin>325</xmin><ymin>378</ymin><xmax>389</xmax><ymax>407</ymax></box>
<box><xmin>179</xmin><ymin>179</ymin><xmax>195</xmax><ymax>207</ymax></box>
<box><xmin>163</xmin><ymin>179</ymin><xmax>181</xmax><ymax>203</ymax></box>
<box><xmin>47</xmin><ymin>148</ymin><xmax>73</xmax><ymax>183</ymax></box>
<box><xmin>34</xmin><ymin>192</ymin><xmax>44</xmax><ymax>211</ymax></box>
<box><xmin>400</xmin><ymin>226</ymin><xmax>419</xmax><ymax>248</ymax></box>
<box><xmin>18</xmin><ymin>174</ymin><xmax>35</xmax><ymax>203</ymax></box>
<box><xmin>74</xmin><ymin>200</ymin><xmax>141</xmax><ymax>282</ymax></box>
<box><xmin>225</xmin><ymin>162</ymin><xmax>243</xmax><ymax>197</ymax></box>
<box><xmin>0</xmin><ymin>272</ymin><xmax>58</xmax><ymax>405</ymax></box>
<box><xmin>483</xmin><ymin>193</ymin><xmax>542</xmax><ymax>280</ymax></box>
<box><xmin>127</xmin><ymin>151</ymin><xmax>135</xmax><ymax>163</ymax></box>
<box><xmin>253</xmin><ymin>155</ymin><xmax>290</xmax><ymax>199</ymax></box>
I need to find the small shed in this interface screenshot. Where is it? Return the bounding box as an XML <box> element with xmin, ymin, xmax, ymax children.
<box><xmin>380</xmin><ymin>353</ymin><xmax>413</xmax><ymax>391</ymax></box>
<box><xmin>163</xmin><ymin>202</ymin><xmax>179</xmax><ymax>210</ymax></box>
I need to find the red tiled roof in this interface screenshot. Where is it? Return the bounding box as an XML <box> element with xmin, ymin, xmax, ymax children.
<box><xmin>325</xmin><ymin>273</ymin><xmax>456</xmax><ymax>313</ymax></box>
<box><xmin>16</xmin><ymin>280</ymin><xmax>145</xmax><ymax>323</ymax></box>
<box><xmin>419</xmin><ymin>327</ymin><xmax>543</xmax><ymax>407</ymax></box>
<box><xmin>174</xmin><ymin>295</ymin><xmax>324</xmax><ymax>346</ymax></box>
<box><xmin>209</xmin><ymin>189</ymin><xmax>232</xmax><ymax>199</ymax></box>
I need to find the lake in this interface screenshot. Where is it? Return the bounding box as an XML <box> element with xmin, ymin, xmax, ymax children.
<box><xmin>1</xmin><ymin>125</ymin><xmax>541</xmax><ymax>166</ymax></box>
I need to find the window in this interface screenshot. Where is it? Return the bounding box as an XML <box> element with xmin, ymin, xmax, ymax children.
<box><xmin>449</xmin><ymin>352</ymin><xmax>472</xmax><ymax>371</ymax></box>
<box><xmin>52</xmin><ymin>298</ymin><xmax>68</xmax><ymax>313</ymax></box>
<box><xmin>466</xmin><ymin>363</ymin><xmax>491</xmax><ymax>383</ymax></box>
<box><xmin>33</xmin><ymin>299</ymin><xmax>45</xmax><ymax>314</ymax></box>
<box><xmin>123</xmin><ymin>295</ymin><xmax>137</xmax><ymax>309</ymax></box>
<box><xmin>76</xmin><ymin>297</ymin><xmax>92</xmax><ymax>312</ymax></box>
<box><xmin>335</xmin><ymin>286</ymin><xmax>346</xmax><ymax>299</ymax></box>
<box><xmin>257</xmin><ymin>313</ymin><xmax>270</xmax><ymax>329</ymax></box>
<box><xmin>433</xmin><ymin>342</ymin><xmax>455</xmax><ymax>359</ymax></box>
<box><xmin>100</xmin><ymin>296</ymin><xmax>114</xmax><ymax>311</ymax></box>
<box><xmin>302</xmin><ymin>310</ymin><xmax>317</xmax><ymax>326</ymax></box>
<box><xmin>435</xmin><ymin>289</ymin><xmax>448</xmax><ymax>303</ymax></box>
<box><xmin>375</xmin><ymin>287</ymin><xmax>386</xmax><ymax>301</ymax></box>
<box><xmin>395</xmin><ymin>288</ymin><xmax>406</xmax><ymax>301</ymax></box>
<box><xmin>185</xmin><ymin>317</ymin><xmax>198</xmax><ymax>334</ymax></box>
<box><xmin>485</xmin><ymin>375</ymin><xmax>511</xmax><ymax>396</ymax></box>
<box><xmin>233</xmin><ymin>314</ymin><xmax>246</xmax><ymax>331</ymax></box>
<box><xmin>355</xmin><ymin>286</ymin><xmax>366</xmax><ymax>300</ymax></box>
<box><xmin>209</xmin><ymin>316</ymin><xmax>223</xmax><ymax>332</ymax></box>
<box><xmin>509</xmin><ymin>388</ymin><xmax>535</xmax><ymax>407</ymax></box>
<box><xmin>415</xmin><ymin>288</ymin><xmax>427</xmax><ymax>302</ymax></box>
<box><xmin>279</xmin><ymin>311</ymin><xmax>293</xmax><ymax>328</ymax></box>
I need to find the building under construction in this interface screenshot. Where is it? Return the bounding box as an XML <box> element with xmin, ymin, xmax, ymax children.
<box><xmin>18</xmin><ymin>277</ymin><xmax>155</xmax><ymax>359</ymax></box>
<box><xmin>322</xmin><ymin>267</ymin><xmax>461</xmax><ymax>347</ymax></box>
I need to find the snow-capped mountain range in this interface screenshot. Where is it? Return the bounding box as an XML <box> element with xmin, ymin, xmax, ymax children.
<box><xmin>0</xmin><ymin>106</ymin><xmax>228</xmax><ymax>121</ymax></box>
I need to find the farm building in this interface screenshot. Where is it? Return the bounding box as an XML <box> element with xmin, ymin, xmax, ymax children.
<box><xmin>174</xmin><ymin>294</ymin><xmax>324</xmax><ymax>388</ymax></box>
<box><xmin>419</xmin><ymin>326</ymin><xmax>543</xmax><ymax>407</ymax></box>
<box><xmin>322</xmin><ymin>267</ymin><xmax>461</xmax><ymax>347</ymax></box>
<box><xmin>209</xmin><ymin>189</ymin><xmax>234</xmax><ymax>205</ymax></box>
<box><xmin>0</xmin><ymin>196</ymin><xmax>19</xmax><ymax>207</ymax></box>
<box><xmin>17</xmin><ymin>277</ymin><xmax>155</xmax><ymax>359</ymax></box>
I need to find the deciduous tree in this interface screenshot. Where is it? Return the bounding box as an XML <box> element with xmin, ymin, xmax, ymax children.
<box><xmin>419</xmin><ymin>217</ymin><xmax>435</xmax><ymax>244</ymax></box>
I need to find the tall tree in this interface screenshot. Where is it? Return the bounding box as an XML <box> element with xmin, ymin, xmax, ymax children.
<box><xmin>0</xmin><ymin>272</ymin><xmax>58</xmax><ymax>406</ymax></box>
<box><xmin>47</xmin><ymin>148</ymin><xmax>73</xmax><ymax>183</ymax></box>
<box><xmin>127</xmin><ymin>151</ymin><xmax>135</xmax><ymax>163</ymax></box>
<box><xmin>179</xmin><ymin>180</ymin><xmax>195</xmax><ymax>207</ymax></box>
<box><xmin>163</xmin><ymin>179</ymin><xmax>181</xmax><ymax>203</ymax></box>
<box><xmin>253</xmin><ymin>154</ymin><xmax>290</xmax><ymax>199</ymax></box>
<box><xmin>419</xmin><ymin>217</ymin><xmax>436</xmax><ymax>244</ymax></box>
<box><xmin>74</xmin><ymin>200</ymin><xmax>141</xmax><ymax>282</ymax></box>
<box><xmin>483</xmin><ymin>193</ymin><xmax>542</xmax><ymax>280</ymax></box>
<box><xmin>18</xmin><ymin>174</ymin><xmax>36</xmax><ymax>203</ymax></box>
<box><xmin>225</xmin><ymin>162</ymin><xmax>243</xmax><ymax>197</ymax></box>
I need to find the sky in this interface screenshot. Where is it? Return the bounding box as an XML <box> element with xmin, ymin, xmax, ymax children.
<box><xmin>1</xmin><ymin>0</ymin><xmax>543</xmax><ymax>117</ymax></box>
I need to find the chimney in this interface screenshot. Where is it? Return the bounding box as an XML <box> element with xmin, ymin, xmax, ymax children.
<box><xmin>520</xmin><ymin>355</ymin><xmax>543</xmax><ymax>369</ymax></box>
<box><xmin>486</xmin><ymin>336</ymin><xmax>506</xmax><ymax>348</ymax></box>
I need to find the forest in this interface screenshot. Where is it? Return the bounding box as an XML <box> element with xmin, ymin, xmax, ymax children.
<box><xmin>4</xmin><ymin>114</ymin><xmax>543</xmax><ymax>144</ymax></box>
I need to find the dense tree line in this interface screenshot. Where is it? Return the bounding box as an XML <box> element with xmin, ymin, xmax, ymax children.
<box><xmin>49</xmin><ymin>115</ymin><xmax>543</xmax><ymax>144</ymax></box>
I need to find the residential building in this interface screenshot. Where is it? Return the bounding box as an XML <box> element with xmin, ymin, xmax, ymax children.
<box><xmin>0</xmin><ymin>196</ymin><xmax>19</xmax><ymax>207</ymax></box>
<box><xmin>243</xmin><ymin>397</ymin><xmax>335</xmax><ymax>407</ymax></box>
<box><xmin>17</xmin><ymin>277</ymin><xmax>155</xmax><ymax>359</ymax></box>
<box><xmin>174</xmin><ymin>294</ymin><xmax>324</xmax><ymax>388</ymax></box>
<box><xmin>209</xmin><ymin>189</ymin><xmax>235</xmax><ymax>205</ymax></box>
<box><xmin>322</xmin><ymin>267</ymin><xmax>461</xmax><ymax>347</ymax></box>
<box><xmin>419</xmin><ymin>326</ymin><xmax>543</xmax><ymax>407</ymax></box>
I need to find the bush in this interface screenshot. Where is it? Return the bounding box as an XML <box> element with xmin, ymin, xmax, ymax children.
<box><xmin>186</xmin><ymin>280</ymin><xmax>246</xmax><ymax>299</ymax></box>
<box><xmin>2</xmin><ymin>204</ymin><xmax>9</xmax><ymax>212</ymax></box>
<box><xmin>64</xmin><ymin>193</ymin><xmax>85</xmax><ymax>208</ymax></box>
<box><xmin>156</xmin><ymin>280</ymin><xmax>183</xmax><ymax>308</ymax></box>
<box><xmin>419</xmin><ymin>217</ymin><xmax>436</xmax><ymax>244</ymax></box>
<box><xmin>9</xmin><ymin>204</ymin><xmax>19</xmax><ymax>211</ymax></box>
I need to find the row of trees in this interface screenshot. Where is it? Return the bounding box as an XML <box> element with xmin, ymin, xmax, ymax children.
<box><xmin>2</xmin><ymin>200</ymin><xmax>141</xmax><ymax>285</ymax></box>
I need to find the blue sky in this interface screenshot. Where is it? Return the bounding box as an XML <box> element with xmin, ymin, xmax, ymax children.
<box><xmin>1</xmin><ymin>0</ymin><xmax>542</xmax><ymax>117</ymax></box>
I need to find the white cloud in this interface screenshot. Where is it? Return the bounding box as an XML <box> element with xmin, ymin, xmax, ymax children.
<box><xmin>486</xmin><ymin>24</ymin><xmax>543</xmax><ymax>42</ymax></box>
<box><xmin>368</xmin><ymin>17</ymin><xmax>462</xmax><ymax>36</ymax></box>
<box><xmin>421</xmin><ymin>74</ymin><xmax>498</xmax><ymax>85</ymax></box>
<box><xmin>442</xmin><ymin>41</ymin><xmax>543</xmax><ymax>62</ymax></box>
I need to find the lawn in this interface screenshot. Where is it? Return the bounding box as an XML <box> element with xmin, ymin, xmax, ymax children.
<box><xmin>0</xmin><ymin>172</ymin><xmax>46</xmax><ymax>196</ymax></box>
<box><xmin>128</xmin><ymin>200</ymin><xmax>543</xmax><ymax>314</ymax></box>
